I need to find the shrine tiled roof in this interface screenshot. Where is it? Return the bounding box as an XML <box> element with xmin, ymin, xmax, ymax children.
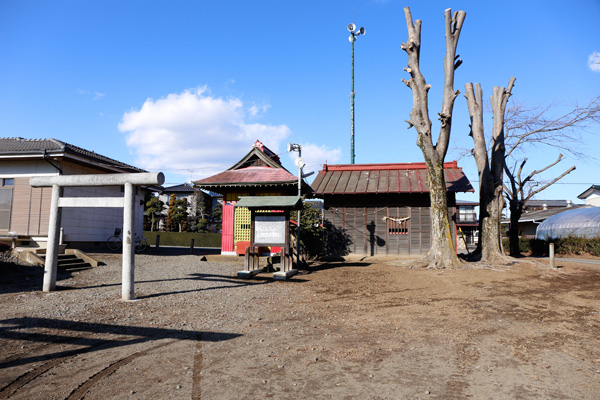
<box><xmin>194</xmin><ymin>166</ymin><xmax>298</xmax><ymax>188</ymax></box>
<box><xmin>311</xmin><ymin>161</ymin><xmax>473</xmax><ymax>195</ymax></box>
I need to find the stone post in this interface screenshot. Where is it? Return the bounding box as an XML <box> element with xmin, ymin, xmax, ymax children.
<box><xmin>43</xmin><ymin>184</ymin><xmax>61</xmax><ymax>292</ymax></box>
<box><xmin>122</xmin><ymin>183</ymin><xmax>135</xmax><ymax>300</ymax></box>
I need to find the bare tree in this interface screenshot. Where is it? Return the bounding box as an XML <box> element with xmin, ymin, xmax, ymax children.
<box><xmin>464</xmin><ymin>78</ymin><xmax>515</xmax><ymax>261</ymax></box>
<box><xmin>502</xmin><ymin>96</ymin><xmax>599</xmax><ymax>256</ymax></box>
<box><xmin>401</xmin><ymin>7</ymin><xmax>466</xmax><ymax>268</ymax></box>
<box><xmin>503</xmin><ymin>156</ymin><xmax>575</xmax><ymax>256</ymax></box>
<box><xmin>504</xmin><ymin>96</ymin><xmax>600</xmax><ymax>160</ymax></box>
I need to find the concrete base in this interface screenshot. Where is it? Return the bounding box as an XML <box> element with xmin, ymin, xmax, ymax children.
<box><xmin>273</xmin><ymin>269</ymin><xmax>298</xmax><ymax>280</ymax></box>
<box><xmin>237</xmin><ymin>268</ymin><xmax>267</xmax><ymax>279</ymax></box>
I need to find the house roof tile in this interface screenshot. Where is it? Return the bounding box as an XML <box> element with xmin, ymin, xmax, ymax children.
<box><xmin>0</xmin><ymin>137</ymin><xmax>145</xmax><ymax>173</ymax></box>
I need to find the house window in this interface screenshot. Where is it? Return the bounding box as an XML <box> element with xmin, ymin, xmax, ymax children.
<box><xmin>387</xmin><ymin>216</ymin><xmax>409</xmax><ymax>235</ymax></box>
<box><xmin>458</xmin><ymin>207</ymin><xmax>477</xmax><ymax>223</ymax></box>
<box><xmin>0</xmin><ymin>178</ymin><xmax>14</xmax><ymax>231</ymax></box>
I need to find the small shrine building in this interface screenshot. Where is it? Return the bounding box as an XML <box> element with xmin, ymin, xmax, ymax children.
<box><xmin>193</xmin><ymin>140</ymin><xmax>306</xmax><ymax>255</ymax></box>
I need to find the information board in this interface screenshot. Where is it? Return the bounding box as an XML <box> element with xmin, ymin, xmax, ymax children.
<box><xmin>254</xmin><ymin>215</ymin><xmax>286</xmax><ymax>245</ymax></box>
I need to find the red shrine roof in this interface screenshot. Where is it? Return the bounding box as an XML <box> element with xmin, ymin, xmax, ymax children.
<box><xmin>193</xmin><ymin>140</ymin><xmax>299</xmax><ymax>190</ymax></box>
<box><xmin>194</xmin><ymin>166</ymin><xmax>298</xmax><ymax>187</ymax></box>
<box><xmin>311</xmin><ymin>161</ymin><xmax>473</xmax><ymax>195</ymax></box>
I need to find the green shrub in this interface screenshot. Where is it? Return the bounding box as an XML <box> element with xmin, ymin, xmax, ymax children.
<box><xmin>518</xmin><ymin>236</ymin><xmax>600</xmax><ymax>257</ymax></box>
<box><xmin>502</xmin><ymin>237</ymin><xmax>530</xmax><ymax>254</ymax></box>
<box><xmin>143</xmin><ymin>231</ymin><xmax>221</xmax><ymax>248</ymax></box>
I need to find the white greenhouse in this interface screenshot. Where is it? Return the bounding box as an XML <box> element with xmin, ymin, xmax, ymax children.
<box><xmin>536</xmin><ymin>207</ymin><xmax>600</xmax><ymax>239</ymax></box>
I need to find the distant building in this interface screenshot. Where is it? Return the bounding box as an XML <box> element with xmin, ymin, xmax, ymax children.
<box><xmin>456</xmin><ymin>200</ymin><xmax>478</xmax><ymax>248</ymax></box>
<box><xmin>157</xmin><ymin>183</ymin><xmax>222</xmax><ymax>231</ymax></box>
<box><xmin>502</xmin><ymin>200</ymin><xmax>587</xmax><ymax>238</ymax></box>
<box><xmin>577</xmin><ymin>185</ymin><xmax>600</xmax><ymax>207</ymax></box>
<box><xmin>524</xmin><ymin>199</ymin><xmax>574</xmax><ymax>211</ymax></box>
<box><xmin>0</xmin><ymin>137</ymin><xmax>153</xmax><ymax>249</ymax></box>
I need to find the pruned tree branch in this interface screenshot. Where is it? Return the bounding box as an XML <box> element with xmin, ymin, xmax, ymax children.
<box><xmin>525</xmin><ymin>165</ymin><xmax>576</xmax><ymax>202</ymax></box>
<box><xmin>504</xmin><ymin>96</ymin><xmax>600</xmax><ymax>159</ymax></box>
<box><xmin>437</xmin><ymin>8</ymin><xmax>466</xmax><ymax>159</ymax></box>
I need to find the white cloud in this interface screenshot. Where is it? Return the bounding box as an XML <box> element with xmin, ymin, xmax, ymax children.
<box><xmin>77</xmin><ymin>88</ymin><xmax>105</xmax><ymax>100</ymax></box>
<box><xmin>119</xmin><ymin>87</ymin><xmax>291</xmax><ymax>180</ymax></box>
<box><xmin>589</xmin><ymin>52</ymin><xmax>600</xmax><ymax>72</ymax></box>
<box><xmin>287</xmin><ymin>142</ymin><xmax>343</xmax><ymax>174</ymax></box>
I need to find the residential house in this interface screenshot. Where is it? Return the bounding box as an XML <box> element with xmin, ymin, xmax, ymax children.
<box><xmin>456</xmin><ymin>199</ymin><xmax>479</xmax><ymax>248</ymax></box>
<box><xmin>157</xmin><ymin>183</ymin><xmax>222</xmax><ymax>231</ymax></box>
<box><xmin>0</xmin><ymin>137</ymin><xmax>152</xmax><ymax>249</ymax></box>
<box><xmin>577</xmin><ymin>185</ymin><xmax>600</xmax><ymax>207</ymax></box>
<box><xmin>502</xmin><ymin>200</ymin><xmax>587</xmax><ymax>238</ymax></box>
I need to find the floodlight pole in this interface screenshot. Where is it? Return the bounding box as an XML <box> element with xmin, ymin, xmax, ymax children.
<box><xmin>348</xmin><ymin>23</ymin><xmax>365</xmax><ymax>164</ymax></box>
<box><xmin>296</xmin><ymin>147</ymin><xmax>302</xmax><ymax>267</ymax></box>
<box><xmin>350</xmin><ymin>35</ymin><xmax>356</xmax><ymax>164</ymax></box>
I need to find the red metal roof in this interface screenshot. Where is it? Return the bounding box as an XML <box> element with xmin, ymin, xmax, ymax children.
<box><xmin>311</xmin><ymin>161</ymin><xmax>473</xmax><ymax>195</ymax></box>
<box><xmin>194</xmin><ymin>166</ymin><xmax>298</xmax><ymax>187</ymax></box>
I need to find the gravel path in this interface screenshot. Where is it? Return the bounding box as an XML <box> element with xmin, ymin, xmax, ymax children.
<box><xmin>1</xmin><ymin>252</ymin><xmax>600</xmax><ymax>399</ymax></box>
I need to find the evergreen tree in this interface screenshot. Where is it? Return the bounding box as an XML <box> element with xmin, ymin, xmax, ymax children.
<box><xmin>144</xmin><ymin>196</ymin><xmax>164</xmax><ymax>232</ymax></box>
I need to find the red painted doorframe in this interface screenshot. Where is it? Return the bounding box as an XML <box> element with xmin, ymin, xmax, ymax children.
<box><xmin>222</xmin><ymin>203</ymin><xmax>235</xmax><ymax>253</ymax></box>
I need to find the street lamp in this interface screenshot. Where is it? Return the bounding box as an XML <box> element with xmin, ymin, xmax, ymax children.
<box><xmin>287</xmin><ymin>143</ymin><xmax>303</xmax><ymax>266</ymax></box>
<box><xmin>348</xmin><ymin>23</ymin><xmax>365</xmax><ymax>164</ymax></box>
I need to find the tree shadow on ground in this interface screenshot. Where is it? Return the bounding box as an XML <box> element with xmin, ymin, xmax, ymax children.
<box><xmin>298</xmin><ymin>261</ymin><xmax>372</xmax><ymax>275</ymax></box>
<box><xmin>71</xmin><ymin>271</ymin><xmax>308</xmax><ymax>299</ymax></box>
<box><xmin>0</xmin><ymin>262</ymin><xmax>76</xmax><ymax>295</ymax></box>
<box><xmin>0</xmin><ymin>317</ymin><xmax>241</xmax><ymax>370</ymax></box>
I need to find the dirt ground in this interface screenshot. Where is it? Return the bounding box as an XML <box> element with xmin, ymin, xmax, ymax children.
<box><xmin>1</xmin><ymin>251</ymin><xmax>599</xmax><ymax>399</ymax></box>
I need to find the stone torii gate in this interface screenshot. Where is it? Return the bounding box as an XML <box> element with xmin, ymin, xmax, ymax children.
<box><xmin>30</xmin><ymin>172</ymin><xmax>164</xmax><ymax>300</ymax></box>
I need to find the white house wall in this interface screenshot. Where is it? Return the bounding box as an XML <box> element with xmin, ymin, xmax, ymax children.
<box><xmin>584</xmin><ymin>192</ymin><xmax>600</xmax><ymax>207</ymax></box>
<box><xmin>61</xmin><ymin>186</ymin><xmax>144</xmax><ymax>243</ymax></box>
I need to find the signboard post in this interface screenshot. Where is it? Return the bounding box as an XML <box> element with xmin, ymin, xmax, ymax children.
<box><xmin>235</xmin><ymin>196</ymin><xmax>301</xmax><ymax>280</ymax></box>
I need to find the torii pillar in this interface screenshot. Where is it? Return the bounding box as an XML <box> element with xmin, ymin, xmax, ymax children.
<box><xmin>30</xmin><ymin>172</ymin><xmax>164</xmax><ymax>300</ymax></box>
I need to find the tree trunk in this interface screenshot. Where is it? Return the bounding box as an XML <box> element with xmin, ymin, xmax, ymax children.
<box><xmin>508</xmin><ymin>198</ymin><xmax>523</xmax><ymax>256</ymax></box>
<box><xmin>424</xmin><ymin>160</ymin><xmax>462</xmax><ymax>268</ymax></box>
<box><xmin>464</xmin><ymin>79</ymin><xmax>515</xmax><ymax>262</ymax></box>
<box><xmin>401</xmin><ymin>7</ymin><xmax>466</xmax><ymax>268</ymax></box>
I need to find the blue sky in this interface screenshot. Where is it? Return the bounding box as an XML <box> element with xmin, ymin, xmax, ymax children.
<box><xmin>1</xmin><ymin>0</ymin><xmax>599</xmax><ymax>203</ymax></box>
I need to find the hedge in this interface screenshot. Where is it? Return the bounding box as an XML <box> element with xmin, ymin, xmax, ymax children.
<box><xmin>143</xmin><ymin>231</ymin><xmax>221</xmax><ymax>248</ymax></box>
<box><xmin>503</xmin><ymin>236</ymin><xmax>600</xmax><ymax>257</ymax></box>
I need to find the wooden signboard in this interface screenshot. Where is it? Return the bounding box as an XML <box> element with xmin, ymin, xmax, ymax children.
<box><xmin>254</xmin><ymin>215</ymin><xmax>286</xmax><ymax>246</ymax></box>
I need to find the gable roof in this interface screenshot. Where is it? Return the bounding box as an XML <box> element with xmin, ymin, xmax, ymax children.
<box><xmin>577</xmin><ymin>185</ymin><xmax>600</xmax><ymax>199</ymax></box>
<box><xmin>228</xmin><ymin>140</ymin><xmax>283</xmax><ymax>170</ymax></box>
<box><xmin>194</xmin><ymin>166</ymin><xmax>298</xmax><ymax>188</ymax></box>
<box><xmin>162</xmin><ymin>183</ymin><xmax>196</xmax><ymax>193</ymax></box>
<box><xmin>501</xmin><ymin>205</ymin><xmax>589</xmax><ymax>224</ymax></box>
<box><xmin>525</xmin><ymin>199</ymin><xmax>574</xmax><ymax>209</ymax></box>
<box><xmin>311</xmin><ymin>161</ymin><xmax>473</xmax><ymax>195</ymax></box>
<box><xmin>0</xmin><ymin>137</ymin><xmax>145</xmax><ymax>173</ymax></box>
<box><xmin>193</xmin><ymin>140</ymin><xmax>299</xmax><ymax>190</ymax></box>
